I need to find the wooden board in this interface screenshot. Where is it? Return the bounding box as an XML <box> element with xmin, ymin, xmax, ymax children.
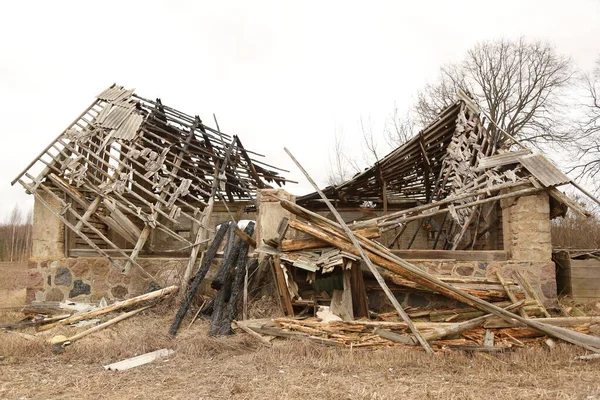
<box><xmin>390</xmin><ymin>250</ymin><xmax>508</xmax><ymax>261</ymax></box>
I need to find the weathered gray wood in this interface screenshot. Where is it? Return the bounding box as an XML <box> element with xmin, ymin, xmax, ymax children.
<box><xmin>284</xmin><ymin>147</ymin><xmax>434</xmax><ymax>354</ymax></box>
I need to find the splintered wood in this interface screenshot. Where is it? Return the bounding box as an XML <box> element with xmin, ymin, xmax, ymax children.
<box><xmin>235</xmin><ymin>316</ymin><xmax>597</xmax><ymax>351</ymax></box>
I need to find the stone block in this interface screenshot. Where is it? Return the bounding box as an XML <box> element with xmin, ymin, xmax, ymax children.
<box><xmin>541</xmin><ymin>281</ymin><xmax>557</xmax><ymax>299</ymax></box>
<box><xmin>92</xmin><ymin>259</ymin><xmax>110</xmax><ymax>277</ymax></box>
<box><xmin>46</xmin><ymin>288</ymin><xmax>65</xmax><ymax>302</ymax></box>
<box><xmin>111</xmin><ymin>285</ymin><xmax>129</xmax><ymax>299</ymax></box>
<box><xmin>55</xmin><ymin>268</ymin><xmax>73</xmax><ymax>287</ymax></box>
<box><xmin>90</xmin><ymin>292</ymin><xmax>108</xmax><ymax>302</ymax></box>
<box><xmin>26</xmin><ymin>271</ymin><xmax>43</xmax><ymax>287</ymax></box>
<box><xmin>71</xmin><ymin>260</ymin><xmax>91</xmax><ymax>279</ymax></box>
<box><xmin>455</xmin><ymin>265</ymin><xmax>475</xmax><ymax>277</ymax></box>
<box><xmin>69</xmin><ymin>280</ymin><xmax>91</xmax><ymax>298</ymax></box>
<box><xmin>107</xmin><ymin>267</ymin><xmax>124</xmax><ymax>285</ymax></box>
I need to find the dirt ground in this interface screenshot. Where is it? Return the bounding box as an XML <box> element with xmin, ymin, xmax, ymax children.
<box><xmin>1</xmin><ymin>262</ymin><xmax>600</xmax><ymax>399</ymax></box>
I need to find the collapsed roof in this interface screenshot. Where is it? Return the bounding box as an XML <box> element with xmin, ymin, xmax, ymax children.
<box><xmin>12</xmin><ymin>84</ymin><xmax>289</xmax><ymax>278</ymax></box>
<box><xmin>299</xmin><ymin>91</ymin><xmax>598</xmax><ymax>250</ymax></box>
<box><xmin>299</xmin><ymin>92</ymin><xmax>577</xmax><ymax>209</ymax></box>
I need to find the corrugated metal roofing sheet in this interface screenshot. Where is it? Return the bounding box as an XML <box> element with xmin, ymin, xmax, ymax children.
<box><xmin>97</xmin><ymin>86</ymin><xmax>135</xmax><ymax>102</ymax></box>
<box><xmin>98</xmin><ymin>106</ymin><xmax>134</xmax><ymax>130</ymax></box>
<box><xmin>476</xmin><ymin>150</ymin><xmax>531</xmax><ymax>171</ymax></box>
<box><xmin>517</xmin><ymin>153</ymin><xmax>570</xmax><ymax>187</ymax></box>
<box><xmin>113</xmin><ymin>113</ymin><xmax>144</xmax><ymax>140</ymax></box>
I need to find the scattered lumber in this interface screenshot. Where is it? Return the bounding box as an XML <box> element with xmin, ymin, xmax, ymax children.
<box><xmin>284</xmin><ymin>148</ymin><xmax>434</xmax><ymax>354</ymax></box>
<box><xmin>0</xmin><ymin>314</ymin><xmax>70</xmax><ymax>330</ymax></box>
<box><xmin>53</xmin><ymin>305</ymin><xmax>153</xmax><ymax>349</ymax></box>
<box><xmin>232</xmin><ymin>320</ymin><xmax>272</xmax><ymax>347</ymax></box>
<box><xmin>273</xmin><ymin>195</ymin><xmax>600</xmax><ymax>353</ymax></box>
<box><xmin>39</xmin><ymin>286</ymin><xmax>178</xmax><ymax>332</ymax></box>
<box><xmin>104</xmin><ymin>349</ymin><xmax>175</xmax><ymax>371</ymax></box>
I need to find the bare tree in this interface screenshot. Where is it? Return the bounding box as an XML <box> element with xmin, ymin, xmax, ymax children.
<box><xmin>0</xmin><ymin>204</ymin><xmax>33</xmax><ymax>262</ymax></box>
<box><xmin>416</xmin><ymin>37</ymin><xmax>573</xmax><ymax>148</ymax></box>
<box><xmin>571</xmin><ymin>57</ymin><xmax>600</xmax><ymax>190</ymax></box>
<box><xmin>385</xmin><ymin>105</ymin><xmax>419</xmax><ymax>148</ymax></box>
<box><xmin>326</xmin><ymin>129</ymin><xmax>353</xmax><ymax>186</ymax></box>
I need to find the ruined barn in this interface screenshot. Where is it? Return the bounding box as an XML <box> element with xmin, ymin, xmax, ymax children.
<box><xmin>14</xmin><ymin>86</ymin><xmax>599</xmax><ymax>330</ymax></box>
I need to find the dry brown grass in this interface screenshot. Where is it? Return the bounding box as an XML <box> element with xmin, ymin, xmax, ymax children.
<box><xmin>0</xmin><ymin>261</ymin><xmax>28</xmax><ymax>290</ymax></box>
<box><xmin>2</xmin><ymin>308</ymin><xmax>600</xmax><ymax>399</ymax></box>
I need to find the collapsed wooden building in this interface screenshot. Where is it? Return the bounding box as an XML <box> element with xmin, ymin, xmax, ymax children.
<box><xmin>12</xmin><ymin>85</ymin><xmax>600</xmax><ymax>353</ymax></box>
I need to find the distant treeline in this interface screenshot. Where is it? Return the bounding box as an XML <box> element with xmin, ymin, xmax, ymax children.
<box><xmin>0</xmin><ymin>205</ymin><xmax>33</xmax><ymax>262</ymax></box>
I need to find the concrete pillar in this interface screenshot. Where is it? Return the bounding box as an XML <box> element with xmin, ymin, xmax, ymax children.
<box><xmin>501</xmin><ymin>191</ymin><xmax>552</xmax><ymax>262</ymax></box>
<box><xmin>31</xmin><ymin>192</ymin><xmax>65</xmax><ymax>259</ymax></box>
<box><xmin>255</xmin><ymin>189</ymin><xmax>295</xmax><ymax>252</ymax></box>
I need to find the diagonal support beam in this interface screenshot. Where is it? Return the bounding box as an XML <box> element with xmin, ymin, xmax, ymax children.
<box><xmin>283</xmin><ymin>147</ymin><xmax>434</xmax><ymax>354</ymax></box>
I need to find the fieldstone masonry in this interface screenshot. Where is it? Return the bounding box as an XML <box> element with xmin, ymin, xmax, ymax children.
<box><xmin>27</xmin><ymin>188</ymin><xmax>558</xmax><ymax>307</ymax></box>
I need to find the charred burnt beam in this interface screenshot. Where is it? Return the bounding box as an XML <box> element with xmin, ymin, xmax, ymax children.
<box><xmin>168</xmin><ymin>221</ymin><xmax>230</xmax><ymax>337</ymax></box>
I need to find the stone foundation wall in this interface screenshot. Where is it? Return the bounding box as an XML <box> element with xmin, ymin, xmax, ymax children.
<box><xmin>25</xmin><ymin>257</ymin><xmax>224</xmax><ymax>304</ymax></box>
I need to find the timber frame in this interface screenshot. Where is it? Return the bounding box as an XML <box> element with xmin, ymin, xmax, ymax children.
<box><xmin>12</xmin><ymin>84</ymin><xmax>290</xmax><ymax>280</ymax></box>
<box><xmin>299</xmin><ymin>91</ymin><xmax>599</xmax><ymax>252</ymax></box>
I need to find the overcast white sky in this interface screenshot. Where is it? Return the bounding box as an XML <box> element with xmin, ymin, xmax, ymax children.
<box><xmin>1</xmin><ymin>0</ymin><xmax>599</xmax><ymax>220</ymax></box>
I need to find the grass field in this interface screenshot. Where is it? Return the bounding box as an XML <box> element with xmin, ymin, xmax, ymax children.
<box><xmin>1</xmin><ymin>262</ymin><xmax>600</xmax><ymax>399</ymax></box>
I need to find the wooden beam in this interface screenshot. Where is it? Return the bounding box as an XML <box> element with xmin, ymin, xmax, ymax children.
<box><xmin>284</xmin><ymin>147</ymin><xmax>434</xmax><ymax>354</ymax></box>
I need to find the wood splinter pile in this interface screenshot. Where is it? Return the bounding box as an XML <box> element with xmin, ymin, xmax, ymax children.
<box><xmin>231</xmin><ymin>149</ymin><xmax>600</xmax><ymax>355</ymax></box>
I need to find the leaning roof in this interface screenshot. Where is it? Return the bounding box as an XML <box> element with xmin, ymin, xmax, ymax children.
<box><xmin>13</xmin><ymin>84</ymin><xmax>289</xmax><ymax>202</ymax></box>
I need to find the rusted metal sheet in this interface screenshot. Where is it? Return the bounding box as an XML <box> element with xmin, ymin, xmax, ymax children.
<box><xmin>517</xmin><ymin>153</ymin><xmax>570</xmax><ymax>187</ymax></box>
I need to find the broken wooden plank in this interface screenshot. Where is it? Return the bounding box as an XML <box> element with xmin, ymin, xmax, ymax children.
<box><xmin>272</xmin><ymin>255</ymin><xmax>295</xmax><ymax>316</ymax></box>
<box><xmin>232</xmin><ymin>320</ymin><xmax>272</xmax><ymax>347</ymax></box>
<box><xmin>284</xmin><ymin>147</ymin><xmax>434</xmax><ymax>354</ymax></box>
<box><xmin>276</xmin><ymin>198</ymin><xmax>600</xmax><ymax>353</ymax></box>
<box><xmin>279</xmin><ymin>226</ymin><xmax>380</xmax><ymax>252</ymax></box>
<box><xmin>104</xmin><ymin>349</ymin><xmax>175</xmax><ymax>371</ymax></box>
<box><xmin>39</xmin><ymin>286</ymin><xmax>178</xmax><ymax>332</ymax></box>
<box><xmin>57</xmin><ymin>305</ymin><xmax>153</xmax><ymax>347</ymax></box>
<box><xmin>483</xmin><ymin>329</ymin><xmax>495</xmax><ymax>347</ymax></box>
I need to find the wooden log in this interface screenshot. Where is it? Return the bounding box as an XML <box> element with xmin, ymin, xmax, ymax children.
<box><xmin>373</xmin><ymin>328</ymin><xmax>414</xmax><ymax>345</ymax></box>
<box><xmin>279</xmin><ymin>226</ymin><xmax>379</xmax><ymax>251</ymax></box>
<box><xmin>421</xmin><ymin>301</ymin><xmax>524</xmax><ymax>343</ymax></box>
<box><xmin>209</xmin><ymin>237</ymin><xmax>239</xmax><ymax>336</ymax></box>
<box><xmin>350</xmin><ymin>262</ymin><xmax>369</xmax><ymax>318</ymax></box>
<box><xmin>168</xmin><ymin>223</ymin><xmax>229</xmax><ymax>337</ymax></box>
<box><xmin>39</xmin><ymin>286</ymin><xmax>178</xmax><ymax>332</ymax></box>
<box><xmin>219</xmin><ymin>223</ymin><xmax>255</xmax><ymax>335</ymax></box>
<box><xmin>232</xmin><ymin>320</ymin><xmax>272</xmax><ymax>346</ymax></box>
<box><xmin>0</xmin><ymin>314</ymin><xmax>71</xmax><ymax>330</ymax></box>
<box><xmin>496</xmin><ymin>271</ymin><xmax>528</xmax><ymax>318</ymax></box>
<box><xmin>277</xmin><ymin>198</ymin><xmax>600</xmax><ymax>352</ymax></box>
<box><xmin>211</xmin><ymin>224</ymin><xmax>239</xmax><ymax>291</ymax></box>
<box><xmin>484</xmin><ymin>316</ymin><xmax>600</xmax><ymax>329</ymax></box>
<box><xmin>283</xmin><ymin>148</ymin><xmax>434</xmax><ymax>354</ymax></box>
<box><xmin>60</xmin><ymin>305</ymin><xmax>153</xmax><ymax>346</ymax></box>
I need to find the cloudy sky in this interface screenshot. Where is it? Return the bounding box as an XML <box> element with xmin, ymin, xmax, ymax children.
<box><xmin>0</xmin><ymin>0</ymin><xmax>599</xmax><ymax>219</ymax></box>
